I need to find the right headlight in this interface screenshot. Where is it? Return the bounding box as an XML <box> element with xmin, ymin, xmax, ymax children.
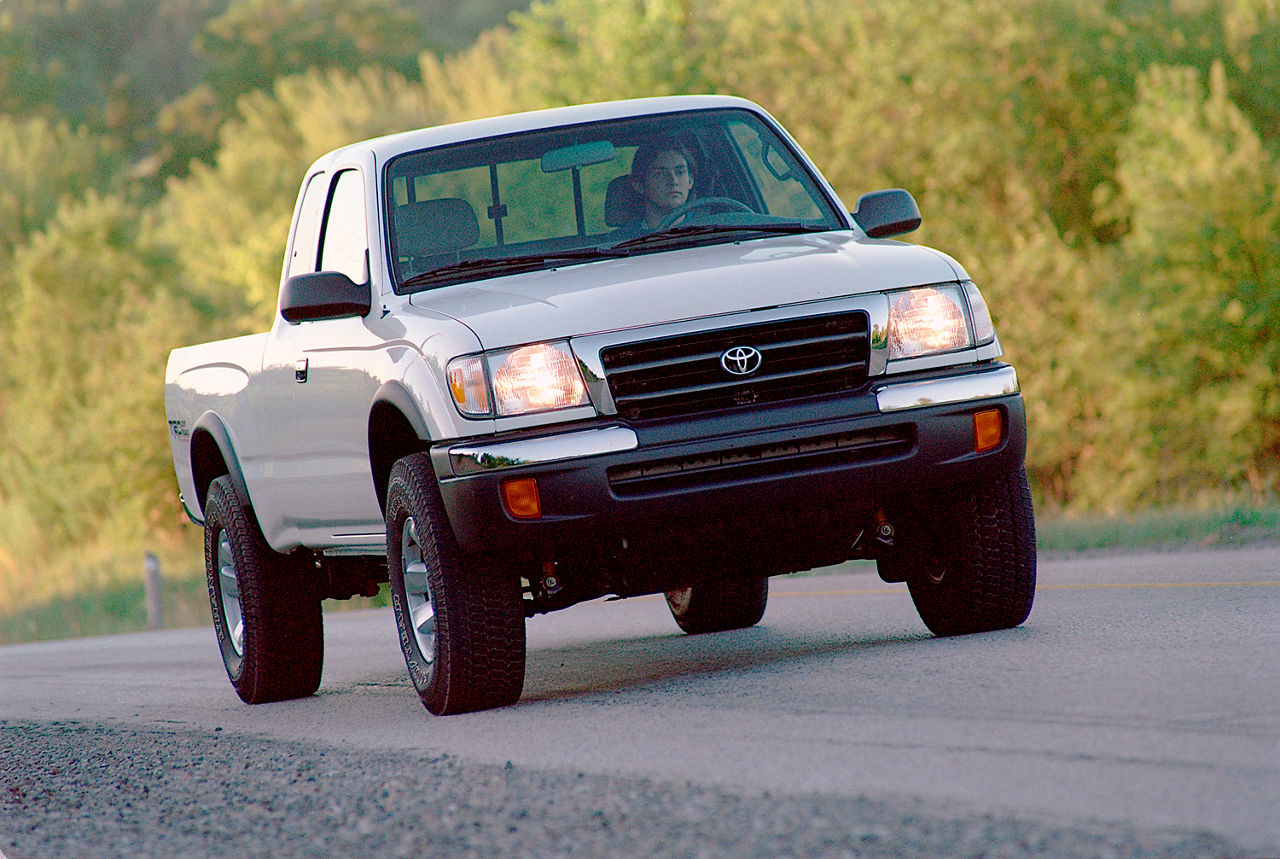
<box><xmin>886</xmin><ymin>282</ymin><xmax>994</xmax><ymax>360</ymax></box>
<box><xmin>447</xmin><ymin>340</ymin><xmax>590</xmax><ymax>418</ymax></box>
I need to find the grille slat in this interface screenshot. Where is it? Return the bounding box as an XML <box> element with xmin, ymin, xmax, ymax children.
<box><xmin>606</xmin><ymin>427</ymin><xmax>914</xmax><ymax>496</ymax></box>
<box><xmin>616</xmin><ymin>362</ymin><xmax>865</xmax><ymax>405</ymax></box>
<box><xmin>601</xmin><ymin>311</ymin><xmax>870</xmax><ymax>420</ymax></box>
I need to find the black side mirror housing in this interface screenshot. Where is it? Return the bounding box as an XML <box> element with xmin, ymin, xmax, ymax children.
<box><xmin>852</xmin><ymin>189</ymin><xmax>922</xmax><ymax>238</ymax></box>
<box><xmin>280</xmin><ymin>271</ymin><xmax>372</xmax><ymax>323</ymax></box>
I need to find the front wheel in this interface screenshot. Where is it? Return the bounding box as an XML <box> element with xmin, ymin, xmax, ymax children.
<box><xmin>386</xmin><ymin>453</ymin><xmax>525</xmax><ymax>715</ymax></box>
<box><xmin>204</xmin><ymin>476</ymin><xmax>323</xmax><ymax>703</ymax></box>
<box><xmin>895</xmin><ymin>467</ymin><xmax>1037</xmax><ymax>637</ymax></box>
<box><xmin>664</xmin><ymin>576</ymin><xmax>768</xmax><ymax>634</ymax></box>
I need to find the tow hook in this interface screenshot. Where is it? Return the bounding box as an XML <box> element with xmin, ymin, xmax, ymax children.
<box><xmin>851</xmin><ymin>512</ymin><xmax>896</xmax><ymax>558</ymax></box>
<box><xmin>540</xmin><ymin>560</ymin><xmax>563</xmax><ymax>597</ymax></box>
<box><xmin>873</xmin><ymin>511</ymin><xmax>895</xmax><ymax>551</ymax></box>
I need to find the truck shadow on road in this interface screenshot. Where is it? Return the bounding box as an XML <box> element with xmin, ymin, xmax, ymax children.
<box><xmin>515</xmin><ymin>624</ymin><xmax>1009</xmax><ymax>705</ymax></box>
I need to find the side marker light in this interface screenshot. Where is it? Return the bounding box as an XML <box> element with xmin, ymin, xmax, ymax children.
<box><xmin>502</xmin><ymin>478</ymin><xmax>542</xmax><ymax>519</ymax></box>
<box><xmin>974</xmin><ymin>409</ymin><xmax>1004</xmax><ymax>453</ymax></box>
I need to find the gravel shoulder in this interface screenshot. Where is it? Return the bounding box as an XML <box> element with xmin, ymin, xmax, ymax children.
<box><xmin>1</xmin><ymin>721</ymin><xmax>1247</xmax><ymax>858</ymax></box>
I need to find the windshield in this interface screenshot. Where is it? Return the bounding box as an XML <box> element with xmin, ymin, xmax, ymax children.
<box><xmin>384</xmin><ymin>108</ymin><xmax>846</xmax><ymax>292</ymax></box>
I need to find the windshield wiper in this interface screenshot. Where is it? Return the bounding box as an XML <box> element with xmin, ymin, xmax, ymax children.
<box><xmin>609</xmin><ymin>221</ymin><xmax>825</xmax><ymax>252</ymax></box>
<box><xmin>400</xmin><ymin>246</ymin><xmax>629</xmax><ymax>290</ymax></box>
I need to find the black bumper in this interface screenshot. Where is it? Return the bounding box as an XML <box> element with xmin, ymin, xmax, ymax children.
<box><xmin>431</xmin><ymin>364</ymin><xmax>1026</xmax><ymax>589</ymax></box>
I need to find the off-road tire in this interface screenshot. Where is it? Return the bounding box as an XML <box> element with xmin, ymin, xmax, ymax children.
<box><xmin>889</xmin><ymin>466</ymin><xmax>1036</xmax><ymax>637</ymax></box>
<box><xmin>386</xmin><ymin>453</ymin><xmax>525</xmax><ymax>715</ymax></box>
<box><xmin>664</xmin><ymin>576</ymin><xmax>768</xmax><ymax>634</ymax></box>
<box><xmin>204</xmin><ymin>476</ymin><xmax>323</xmax><ymax>703</ymax></box>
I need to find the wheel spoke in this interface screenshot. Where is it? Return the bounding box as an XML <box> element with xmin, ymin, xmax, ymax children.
<box><xmin>215</xmin><ymin>531</ymin><xmax>245</xmax><ymax>656</ymax></box>
<box><xmin>402</xmin><ymin>560</ymin><xmax>430</xmax><ymax>595</ymax></box>
<box><xmin>399</xmin><ymin>515</ymin><xmax>437</xmax><ymax>662</ymax></box>
<box><xmin>410</xmin><ymin>599</ymin><xmax>436</xmax><ymax>638</ymax></box>
<box><xmin>409</xmin><ymin>596</ymin><xmax>436</xmax><ymax>662</ymax></box>
<box><xmin>218</xmin><ymin>563</ymin><xmax>239</xmax><ymax>599</ymax></box>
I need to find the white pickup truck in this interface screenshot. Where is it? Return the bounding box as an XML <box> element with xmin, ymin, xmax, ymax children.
<box><xmin>165</xmin><ymin>95</ymin><xmax>1035</xmax><ymax>715</ymax></box>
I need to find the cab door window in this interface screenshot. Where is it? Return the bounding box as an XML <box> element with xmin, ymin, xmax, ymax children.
<box><xmin>318</xmin><ymin>169</ymin><xmax>369</xmax><ymax>283</ymax></box>
<box><xmin>286</xmin><ymin>172</ymin><xmax>328</xmax><ymax>279</ymax></box>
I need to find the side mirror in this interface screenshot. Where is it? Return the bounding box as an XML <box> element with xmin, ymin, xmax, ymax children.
<box><xmin>852</xmin><ymin>189</ymin><xmax>922</xmax><ymax>238</ymax></box>
<box><xmin>279</xmin><ymin>271</ymin><xmax>372</xmax><ymax>323</ymax></box>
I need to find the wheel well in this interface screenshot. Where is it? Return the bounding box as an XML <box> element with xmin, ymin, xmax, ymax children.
<box><xmin>369</xmin><ymin>401</ymin><xmax>428</xmax><ymax>515</ymax></box>
<box><xmin>190</xmin><ymin>429</ymin><xmax>231</xmax><ymax>516</ymax></box>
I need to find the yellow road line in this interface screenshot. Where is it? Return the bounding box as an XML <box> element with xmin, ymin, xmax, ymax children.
<box><xmin>1041</xmin><ymin>581</ymin><xmax>1280</xmax><ymax>591</ymax></box>
<box><xmin>775</xmin><ymin>581</ymin><xmax>1280</xmax><ymax>597</ymax></box>
<box><xmin>776</xmin><ymin>588</ymin><xmax>902</xmax><ymax>597</ymax></box>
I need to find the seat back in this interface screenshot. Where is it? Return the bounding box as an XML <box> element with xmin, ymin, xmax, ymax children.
<box><xmin>395</xmin><ymin>198</ymin><xmax>481</xmax><ymax>257</ymax></box>
<box><xmin>604</xmin><ymin>176</ymin><xmax>642</xmax><ymax>228</ymax></box>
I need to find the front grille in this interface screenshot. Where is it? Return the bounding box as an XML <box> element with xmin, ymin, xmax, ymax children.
<box><xmin>600</xmin><ymin>311</ymin><xmax>871</xmax><ymax>421</ymax></box>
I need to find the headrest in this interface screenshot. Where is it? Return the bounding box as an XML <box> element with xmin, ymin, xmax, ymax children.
<box><xmin>604</xmin><ymin>176</ymin><xmax>641</xmax><ymax>228</ymax></box>
<box><xmin>395</xmin><ymin>198</ymin><xmax>480</xmax><ymax>257</ymax></box>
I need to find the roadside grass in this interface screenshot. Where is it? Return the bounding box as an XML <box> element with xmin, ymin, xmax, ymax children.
<box><xmin>0</xmin><ymin>567</ymin><xmax>392</xmax><ymax>646</ymax></box>
<box><xmin>1033</xmin><ymin>504</ymin><xmax>1280</xmax><ymax>555</ymax></box>
<box><xmin>1</xmin><ymin>504</ymin><xmax>1278</xmax><ymax>645</ymax></box>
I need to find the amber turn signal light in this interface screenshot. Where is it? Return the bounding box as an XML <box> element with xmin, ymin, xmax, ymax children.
<box><xmin>501</xmin><ymin>477</ymin><xmax>542</xmax><ymax>519</ymax></box>
<box><xmin>973</xmin><ymin>409</ymin><xmax>1003</xmax><ymax>452</ymax></box>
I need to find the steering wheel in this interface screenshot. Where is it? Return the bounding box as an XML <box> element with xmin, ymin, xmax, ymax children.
<box><xmin>656</xmin><ymin>196</ymin><xmax>754</xmax><ymax>230</ymax></box>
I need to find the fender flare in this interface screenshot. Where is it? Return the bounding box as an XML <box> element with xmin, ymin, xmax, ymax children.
<box><xmin>368</xmin><ymin>380</ymin><xmax>438</xmax><ymax>514</ymax></box>
<box><xmin>371</xmin><ymin>380</ymin><xmax>432</xmax><ymax>442</ymax></box>
<box><xmin>189</xmin><ymin>411</ymin><xmax>251</xmax><ymax>520</ymax></box>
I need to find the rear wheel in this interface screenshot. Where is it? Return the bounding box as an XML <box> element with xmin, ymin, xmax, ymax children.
<box><xmin>386</xmin><ymin>453</ymin><xmax>525</xmax><ymax>715</ymax></box>
<box><xmin>886</xmin><ymin>467</ymin><xmax>1037</xmax><ymax>637</ymax></box>
<box><xmin>204</xmin><ymin>476</ymin><xmax>323</xmax><ymax>703</ymax></box>
<box><xmin>664</xmin><ymin>576</ymin><xmax>768</xmax><ymax>634</ymax></box>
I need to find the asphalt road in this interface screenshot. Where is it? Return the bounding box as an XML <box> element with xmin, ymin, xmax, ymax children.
<box><xmin>2</xmin><ymin>546</ymin><xmax>1277</xmax><ymax>857</ymax></box>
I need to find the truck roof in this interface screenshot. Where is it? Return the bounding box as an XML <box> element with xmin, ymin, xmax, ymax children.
<box><xmin>306</xmin><ymin>94</ymin><xmax>769</xmax><ymax>174</ymax></box>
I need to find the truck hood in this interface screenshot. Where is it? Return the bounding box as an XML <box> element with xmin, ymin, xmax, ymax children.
<box><xmin>408</xmin><ymin>231</ymin><xmax>964</xmax><ymax>349</ymax></box>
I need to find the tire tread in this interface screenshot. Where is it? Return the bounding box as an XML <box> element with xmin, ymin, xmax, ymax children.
<box><xmin>904</xmin><ymin>467</ymin><xmax>1037</xmax><ymax>637</ymax></box>
<box><xmin>386</xmin><ymin>454</ymin><xmax>525</xmax><ymax>715</ymax></box>
<box><xmin>204</xmin><ymin>476</ymin><xmax>323</xmax><ymax>704</ymax></box>
<box><xmin>665</xmin><ymin>576</ymin><xmax>768</xmax><ymax>635</ymax></box>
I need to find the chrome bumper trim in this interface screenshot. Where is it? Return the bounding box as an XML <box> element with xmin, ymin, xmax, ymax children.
<box><xmin>875</xmin><ymin>366</ymin><xmax>1019</xmax><ymax>413</ymax></box>
<box><xmin>449</xmin><ymin>426</ymin><xmax>639</xmax><ymax>476</ymax></box>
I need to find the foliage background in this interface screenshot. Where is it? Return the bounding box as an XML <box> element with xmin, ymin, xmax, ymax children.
<box><xmin>1</xmin><ymin>0</ymin><xmax>1277</xmax><ymax>626</ymax></box>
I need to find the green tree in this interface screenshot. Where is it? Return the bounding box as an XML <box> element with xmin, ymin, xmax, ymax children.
<box><xmin>0</xmin><ymin>193</ymin><xmax>198</xmax><ymax>568</ymax></box>
<box><xmin>1109</xmin><ymin>62</ymin><xmax>1280</xmax><ymax>504</ymax></box>
<box><xmin>0</xmin><ymin>115</ymin><xmax>123</xmax><ymax>256</ymax></box>
<box><xmin>0</xmin><ymin>0</ymin><xmax>226</xmax><ymax>145</ymax></box>
<box><xmin>197</xmin><ymin>0</ymin><xmax>425</xmax><ymax>101</ymax></box>
<box><xmin>159</xmin><ymin>0</ymin><xmax>427</xmax><ymax>181</ymax></box>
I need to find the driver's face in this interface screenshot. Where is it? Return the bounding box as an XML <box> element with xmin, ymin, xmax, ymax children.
<box><xmin>636</xmin><ymin>150</ymin><xmax>692</xmax><ymax>212</ymax></box>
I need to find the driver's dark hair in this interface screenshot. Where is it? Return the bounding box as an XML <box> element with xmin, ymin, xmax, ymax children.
<box><xmin>631</xmin><ymin>138</ymin><xmax>697</xmax><ymax>186</ymax></box>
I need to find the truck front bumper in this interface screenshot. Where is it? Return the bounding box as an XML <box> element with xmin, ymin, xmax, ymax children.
<box><xmin>432</xmin><ymin>364</ymin><xmax>1025</xmax><ymax>581</ymax></box>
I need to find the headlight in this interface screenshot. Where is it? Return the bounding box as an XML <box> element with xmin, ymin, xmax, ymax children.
<box><xmin>886</xmin><ymin>285</ymin><xmax>972</xmax><ymax>360</ymax></box>
<box><xmin>448</xmin><ymin>341</ymin><xmax>589</xmax><ymax>418</ymax></box>
<box><xmin>491</xmin><ymin>342</ymin><xmax>588</xmax><ymax>415</ymax></box>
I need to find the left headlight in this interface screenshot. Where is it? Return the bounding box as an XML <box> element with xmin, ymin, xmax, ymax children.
<box><xmin>886</xmin><ymin>282</ymin><xmax>994</xmax><ymax>360</ymax></box>
<box><xmin>448</xmin><ymin>341</ymin><xmax>589</xmax><ymax>418</ymax></box>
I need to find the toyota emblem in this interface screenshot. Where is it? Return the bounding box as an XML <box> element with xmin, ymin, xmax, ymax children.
<box><xmin>720</xmin><ymin>345</ymin><xmax>763</xmax><ymax>376</ymax></box>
